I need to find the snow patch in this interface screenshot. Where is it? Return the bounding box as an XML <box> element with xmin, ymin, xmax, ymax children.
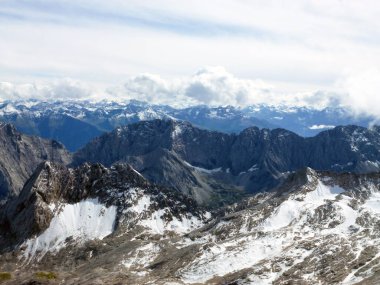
<box><xmin>180</xmin><ymin>178</ymin><xmax>380</xmax><ymax>284</ymax></box>
<box><xmin>172</xmin><ymin>124</ymin><xmax>183</xmax><ymax>138</ymax></box>
<box><xmin>140</xmin><ymin>209</ymin><xmax>204</xmax><ymax>234</ymax></box>
<box><xmin>262</xmin><ymin>181</ymin><xmax>344</xmax><ymax>230</ymax></box>
<box><xmin>181</xmin><ymin>234</ymin><xmax>286</xmax><ymax>284</ymax></box>
<box><xmin>184</xmin><ymin>161</ymin><xmax>222</xmax><ymax>174</ymax></box>
<box><xmin>126</xmin><ymin>195</ymin><xmax>152</xmax><ymax>214</ymax></box>
<box><xmin>23</xmin><ymin>198</ymin><xmax>117</xmax><ymax>260</ymax></box>
<box><xmin>0</xmin><ymin>103</ymin><xmax>21</xmax><ymax>115</ymax></box>
<box><xmin>248</xmin><ymin>164</ymin><xmax>258</xmax><ymax>172</ymax></box>
<box><xmin>123</xmin><ymin>192</ymin><xmax>206</xmax><ymax>234</ymax></box>
<box><xmin>362</xmin><ymin>191</ymin><xmax>380</xmax><ymax>214</ymax></box>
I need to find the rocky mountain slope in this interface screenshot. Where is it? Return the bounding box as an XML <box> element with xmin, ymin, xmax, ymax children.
<box><xmin>73</xmin><ymin>119</ymin><xmax>380</xmax><ymax>205</ymax></box>
<box><xmin>0</xmin><ymin>161</ymin><xmax>210</xmax><ymax>284</ymax></box>
<box><xmin>0</xmin><ymin>123</ymin><xmax>71</xmax><ymax>199</ymax></box>
<box><xmin>175</xmin><ymin>168</ymin><xmax>380</xmax><ymax>284</ymax></box>
<box><xmin>1</xmin><ymin>166</ymin><xmax>380</xmax><ymax>284</ymax></box>
<box><xmin>0</xmin><ymin>99</ymin><xmax>374</xmax><ymax>151</ymax></box>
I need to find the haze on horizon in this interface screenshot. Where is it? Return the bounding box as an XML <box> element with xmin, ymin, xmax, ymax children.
<box><xmin>0</xmin><ymin>0</ymin><xmax>380</xmax><ymax>117</ymax></box>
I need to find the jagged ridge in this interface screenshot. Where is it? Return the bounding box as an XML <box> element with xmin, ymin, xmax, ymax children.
<box><xmin>73</xmin><ymin>120</ymin><xmax>380</xmax><ymax>205</ymax></box>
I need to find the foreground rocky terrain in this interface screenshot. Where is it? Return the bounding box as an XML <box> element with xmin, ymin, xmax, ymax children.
<box><xmin>0</xmin><ymin>161</ymin><xmax>209</xmax><ymax>284</ymax></box>
<box><xmin>1</xmin><ymin>163</ymin><xmax>380</xmax><ymax>284</ymax></box>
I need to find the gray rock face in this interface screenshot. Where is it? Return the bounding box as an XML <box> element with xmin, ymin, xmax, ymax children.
<box><xmin>73</xmin><ymin>120</ymin><xmax>380</xmax><ymax>204</ymax></box>
<box><xmin>0</xmin><ymin>123</ymin><xmax>72</xmax><ymax>199</ymax></box>
<box><xmin>73</xmin><ymin>120</ymin><xmax>243</xmax><ymax>205</ymax></box>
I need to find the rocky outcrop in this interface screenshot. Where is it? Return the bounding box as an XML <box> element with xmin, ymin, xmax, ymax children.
<box><xmin>0</xmin><ymin>123</ymin><xmax>72</xmax><ymax>199</ymax></box>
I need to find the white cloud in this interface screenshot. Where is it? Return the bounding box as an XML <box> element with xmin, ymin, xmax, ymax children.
<box><xmin>0</xmin><ymin>79</ymin><xmax>98</xmax><ymax>101</ymax></box>
<box><xmin>335</xmin><ymin>68</ymin><xmax>380</xmax><ymax>118</ymax></box>
<box><xmin>0</xmin><ymin>67</ymin><xmax>338</xmax><ymax>109</ymax></box>
<box><xmin>120</xmin><ymin>67</ymin><xmax>338</xmax><ymax>108</ymax></box>
<box><xmin>309</xmin><ymin>125</ymin><xmax>335</xmax><ymax>130</ymax></box>
<box><xmin>184</xmin><ymin>66</ymin><xmax>271</xmax><ymax>106</ymax></box>
<box><xmin>0</xmin><ymin>1</ymin><xmax>379</xmax><ymax>116</ymax></box>
<box><xmin>120</xmin><ymin>66</ymin><xmax>276</xmax><ymax>107</ymax></box>
<box><xmin>2</xmin><ymin>65</ymin><xmax>380</xmax><ymax>121</ymax></box>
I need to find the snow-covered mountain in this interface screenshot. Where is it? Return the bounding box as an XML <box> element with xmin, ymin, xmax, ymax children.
<box><xmin>0</xmin><ymin>99</ymin><xmax>374</xmax><ymax>151</ymax></box>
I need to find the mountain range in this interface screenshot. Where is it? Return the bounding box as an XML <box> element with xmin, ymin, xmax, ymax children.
<box><xmin>0</xmin><ymin>99</ymin><xmax>375</xmax><ymax>151</ymax></box>
<box><xmin>1</xmin><ymin>114</ymin><xmax>380</xmax><ymax>284</ymax></box>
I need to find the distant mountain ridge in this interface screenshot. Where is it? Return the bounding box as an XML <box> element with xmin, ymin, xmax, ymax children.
<box><xmin>0</xmin><ymin>99</ymin><xmax>374</xmax><ymax>151</ymax></box>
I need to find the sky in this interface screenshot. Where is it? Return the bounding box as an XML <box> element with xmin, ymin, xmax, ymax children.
<box><xmin>1</xmin><ymin>0</ymin><xmax>380</xmax><ymax>116</ymax></box>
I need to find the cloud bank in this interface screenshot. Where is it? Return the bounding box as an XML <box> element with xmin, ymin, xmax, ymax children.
<box><xmin>0</xmin><ymin>67</ymin><xmax>334</xmax><ymax>108</ymax></box>
<box><xmin>0</xmin><ymin>79</ymin><xmax>93</xmax><ymax>101</ymax></box>
<box><xmin>2</xmin><ymin>66</ymin><xmax>379</xmax><ymax>121</ymax></box>
<box><xmin>336</xmin><ymin>69</ymin><xmax>380</xmax><ymax>118</ymax></box>
<box><xmin>120</xmin><ymin>67</ymin><xmax>340</xmax><ymax>109</ymax></box>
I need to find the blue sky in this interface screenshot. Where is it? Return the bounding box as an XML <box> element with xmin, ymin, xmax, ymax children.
<box><xmin>1</xmin><ymin>1</ymin><xmax>380</xmax><ymax>115</ymax></box>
